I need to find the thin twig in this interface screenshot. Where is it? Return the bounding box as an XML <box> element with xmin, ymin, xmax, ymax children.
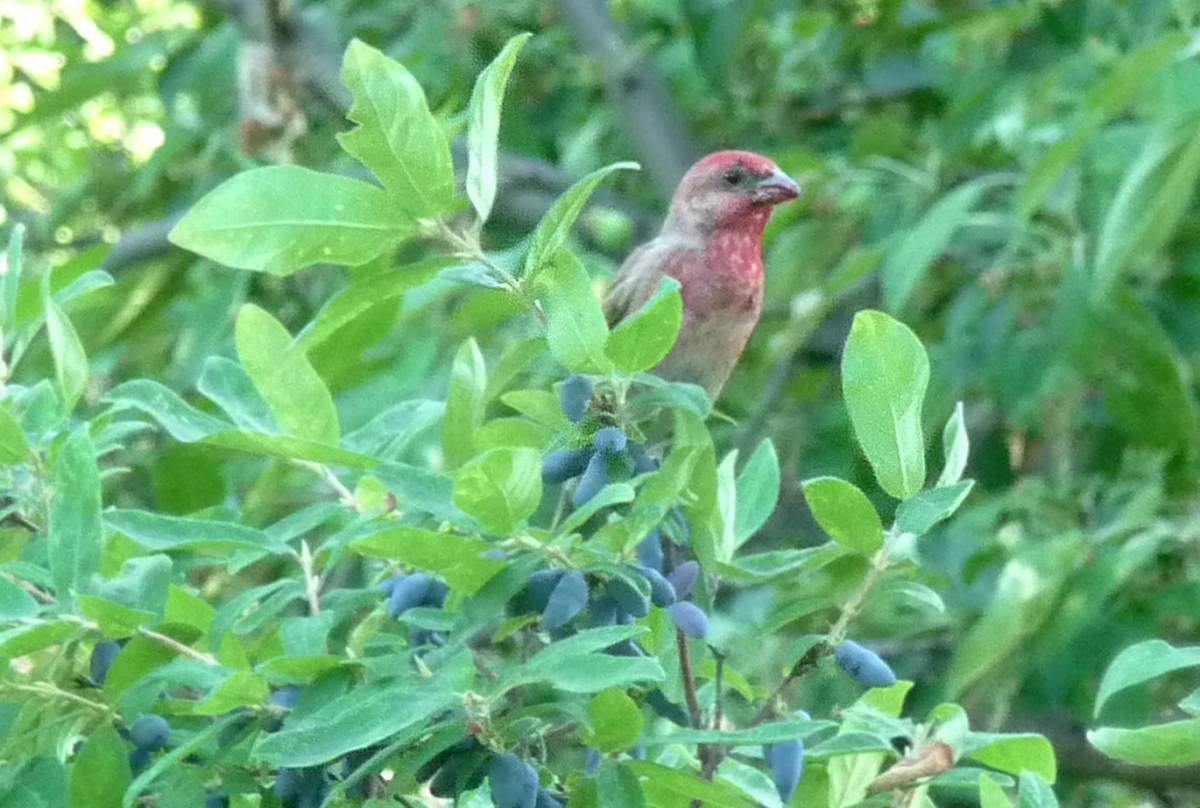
<box><xmin>699</xmin><ymin>648</ymin><xmax>728</xmax><ymax>780</ymax></box>
<box><xmin>1</xmin><ymin>572</ymin><xmax>55</xmax><ymax>604</ymax></box>
<box><xmin>750</xmin><ymin>547</ymin><xmax>891</xmax><ymax>725</ymax></box>
<box><xmin>136</xmin><ymin>627</ymin><xmax>219</xmax><ymax>665</ymax></box>
<box><xmin>296</xmin><ymin>460</ymin><xmax>356</xmax><ymax>508</ymax></box>
<box><xmin>676</xmin><ymin>628</ymin><xmax>702</xmax><ymax>728</ymax></box>
<box><xmin>300</xmin><ymin>540</ymin><xmax>322</xmax><ymax>615</ymax></box>
<box><xmin>0</xmin><ymin>681</ymin><xmax>114</xmax><ymax>715</ymax></box>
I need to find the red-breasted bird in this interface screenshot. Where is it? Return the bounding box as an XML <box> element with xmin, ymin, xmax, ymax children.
<box><xmin>604</xmin><ymin>151</ymin><xmax>799</xmax><ymax>399</ymax></box>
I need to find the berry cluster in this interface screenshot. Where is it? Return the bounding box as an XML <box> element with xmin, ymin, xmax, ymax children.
<box><xmin>541</xmin><ymin>376</ymin><xmax>660</xmax><ymax>507</ymax></box>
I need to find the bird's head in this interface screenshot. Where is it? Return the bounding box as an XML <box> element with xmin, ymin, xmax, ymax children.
<box><xmin>664</xmin><ymin>150</ymin><xmax>800</xmax><ymax>237</ymax></box>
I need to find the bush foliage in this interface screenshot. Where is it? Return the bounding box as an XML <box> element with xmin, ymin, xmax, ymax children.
<box><xmin>3</xmin><ymin>2</ymin><xmax>1200</xmax><ymax>807</ymax></box>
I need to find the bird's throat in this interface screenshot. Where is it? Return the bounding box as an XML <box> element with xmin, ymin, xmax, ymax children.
<box><xmin>705</xmin><ymin>209</ymin><xmax>770</xmax><ymax>283</ymax></box>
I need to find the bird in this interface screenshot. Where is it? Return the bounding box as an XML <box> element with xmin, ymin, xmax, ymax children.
<box><xmin>603</xmin><ymin>150</ymin><xmax>800</xmax><ymax>399</ymax></box>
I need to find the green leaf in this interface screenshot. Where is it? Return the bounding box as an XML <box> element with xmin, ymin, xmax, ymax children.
<box><xmin>883</xmin><ymin>176</ymin><xmax>1000</xmax><ymax>312</ymax></box>
<box><xmin>452</xmin><ymin>447</ymin><xmax>542</xmax><ymax>536</ymax></box>
<box><xmin>105</xmin><ymin>379</ymin><xmax>232</xmax><ymax>441</ymax></box>
<box><xmin>104</xmin><ymin>509</ymin><xmax>282</xmax><ymax>555</ymax></box>
<box><xmin>535</xmin><ymin>249</ymin><xmax>613</xmax><ymax>373</ymax></box>
<box><xmin>197</xmin><ymin>356</ymin><xmax>274</xmax><ymax>431</ymax></box>
<box><xmin>43</xmin><ymin>294</ymin><xmax>88</xmax><ymax>413</ymax></box>
<box><xmin>733</xmin><ymin>439</ymin><xmax>779</xmax><ymax>544</ymax></box>
<box><xmin>1094</xmin><ymin>122</ymin><xmax>1200</xmax><ymax>299</ymax></box>
<box><xmin>604</xmin><ymin>276</ymin><xmax>683</xmax><ymax>374</ymax></box>
<box><xmin>501</xmin><ymin>626</ymin><xmax>665</xmax><ymax>693</ymax></box>
<box><xmin>466</xmin><ymin>33</ymin><xmax>531</xmax><ymax>223</ymax></box>
<box><xmin>443</xmin><ymin>338</ymin><xmax>487</xmax><ymax>468</ymax></box>
<box><xmin>69</xmin><ymin>726</ymin><xmax>131</xmax><ymax>808</ymax></box>
<box><xmin>1017</xmin><ymin>771</ymin><xmax>1060</xmax><ymax>808</ymax></box>
<box><xmin>191</xmin><ymin>670</ymin><xmax>270</xmax><ymax>715</ymax></box>
<box><xmin>895</xmin><ymin>480</ymin><xmax>974</xmax><ymax>535</ymax></box>
<box><xmin>597</xmin><ymin>761</ymin><xmax>646</xmax><ymax>808</ymax></box>
<box><xmin>627</xmin><ymin>761</ymin><xmax>757</xmax><ymax>808</ymax></box>
<box><xmin>1089</xmin><ymin>719</ymin><xmax>1200</xmax><ymax>766</ymax></box>
<box><xmin>583</xmin><ymin>688</ymin><xmax>644</xmax><ymax>753</ymax></box>
<box><xmin>169</xmin><ymin>166</ymin><xmax>408</xmax><ymax>274</ymax></box>
<box><xmin>1017</xmin><ymin>32</ymin><xmax>1187</xmax><ymax>219</ymax></box>
<box><xmin>350</xmin><ymin>526</ymin><xmax>505</xmax><ymax>594</ymax></box>
<box><xmin>801</xmin><ymin>476</ymin><xmax>884</xmax><ymax>554</ymax></box>
<box><xmin>962</xmin><ymin>732</ymin><xmax>1056</xmax><ymax>784</ymax></box>
<box><xmin>254</xmin><ymin>671</ymin><xmax>461</xmax><ymax>767</ymax></box>
<box><xmin>558</xmin><ymin>483</ymin><xmax>636</xmax><ymax>536</ymax></box>
<box><xmin>235</xmin><ymin>304</ymin><xmax>340</xmax><ymax>444</ymax></box>
<box><xmin>338</xmin><ymin>39</ymin><xmax>455</xmax><ymax>216</ymax></box>
<box><xmin>841</xmin><ymin>310</ymin><xmax>929</xmax><ymax>499</ymax></box>
<box><xmin>203</xmin><ymin>431</ymin><xmax>375</xmax><ymax>468</ymax></box>
<box><xmin>0</xmin><ymin>620</ymin><xmax>78</xmax><ymax>660</ymax></box>
<box><xmin>0</xmin><ymin>403</ymin><xmax>31</xmax><ymax>465</ymax></box>
<box><xmin>296</xmin><ymin>256</ymin><xmax>451</xmax><ymax>352</ymax></box>
<box><xmin>979</xmin><ymin>773</ymin><xmax>1012</xmax><ymax>808</ymax></box>
<box><xmin>878</xmin><ymin>579</ymin><xmax>945</xmax><ymax>615</ymax></box>
<box><xmin>937</xmin><ymin>401</ymin><xmax>969</xmax><ymax>487</ymax></box>
<box><xmin>1094</xmin><ymin>639</ymin><xmax>1200</xmax><ymax>718</ymax></box>
<box><xmin>48</xmin><ymin>427</ymin><xmax>102</xmax><ymax>611</ymax></box>
<box><xmin>524</xmin><ymin>161</ymin><xmax>639</xmax><ymax>280</ymax></box>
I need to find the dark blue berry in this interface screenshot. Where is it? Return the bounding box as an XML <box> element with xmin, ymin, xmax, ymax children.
<box><xmin>269</xmin><ymin>686</ymin><xmax>301</xmax><ymax>710</ymax></box>
<box><xmin>764</xmin><ymin>739</ymin><xmax>804</xmax><ymax>803</ymax></box>
<box><xmin>592</xmin><ymin>426</ymin><xmax>627</xmax><ymax>455</ymax></box>
<box><xmin>573</xmin><ymin>452</ymin><xmax>609</xmax><ymax>506</ymax></box>
<box><xmin>89</xmin><ymin>640</ymin><xmax>120</xmax><ymax>686</ymax></box>
<box><xmin>512</xmin><ymin>569</ymin><xmax>566</xmax><ymax>614</ymax></box>
<box><xmin>835</xmin><ymin>640</ymin><xmax>897</xmax><ymax>688</ymax></box>
<box><xmin>488</xmin><ymin>753</ymin><xmax>538</xmax><ymax>808</ymax></box>
<box><xmin>541</xmin><ymin>570</ymin><xmax>588</xmax><ymax>630</ymax></box>
<box><xmin>668</xmin><ymin>601</ymin><xmax>709</xmax><ymax>638</ymax></box>
<box><xmin>542</xmin><ymin>447</ymin><xmax>593</xmax><ymax>484</ymax></box>
<box><xmin>559</xmin><ymin>375</ymin><xmax>593</xmax><ymax>422</ymax></box>
<box><xmin>636</xmin><ymin>529</ymin><xmax>664</xmax><ymax>572</ymax></box>
<box><xmin>388</xmin><ymin>573</ymin><xmax>432</xmax><ymax>618</ymax></box>
<box><xmin>628</xmin><ymin>443</ymin><xmax>660</xmax><ymax>474</ymax></box>
<box><xmin>130</xmin><ymin>714</ymin><xmax>171</xmax><ymax>750</ymax></box>
<box><xmin>634</xmin><ymin>565</ymin><xmax>676</xmax><ymax>607</ymax></box>
<box><xmin>667</xmin><ymin>561</ymin><xmax>700</xmax><ymax>600</ymax></box>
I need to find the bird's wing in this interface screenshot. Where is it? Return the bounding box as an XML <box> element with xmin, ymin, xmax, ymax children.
<box><xmin>604</xmin><ymin>237</ymin><xmax>693</xmax><ymax>327</ymax></box>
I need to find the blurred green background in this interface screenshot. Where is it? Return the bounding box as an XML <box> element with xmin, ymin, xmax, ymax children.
<box><xmin>4</xmin><ymin>0</ymin><xmax>1200</xmax><ymax>803</ymax></box>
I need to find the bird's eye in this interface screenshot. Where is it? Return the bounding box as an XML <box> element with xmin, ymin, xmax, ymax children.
<box><xmin>722</xmin><ymin>166</ymin><xmax>742</xmax><ymax>186</ymax></box>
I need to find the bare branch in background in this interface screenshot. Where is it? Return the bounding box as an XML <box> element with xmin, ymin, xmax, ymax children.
<box><xmin>553</xmin><ymin>0</ymin><xmax>700</xmax><ymax>200</ymax></box>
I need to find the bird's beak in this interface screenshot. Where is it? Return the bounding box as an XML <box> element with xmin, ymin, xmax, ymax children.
<box><xmin>752</xmin><ymin>170</ymin><xmax>801</xmax><ymax>204</ymax></box>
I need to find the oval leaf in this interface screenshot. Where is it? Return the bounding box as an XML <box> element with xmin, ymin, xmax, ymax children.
<box><xmin>536</xmin><ymin>249</ymin><xmax>613</xmax><ymax>373</ymax></box>
<box><xmin>466</xmin><ymin>33</ymin><xmax>531</xmax><ymax>223</ymax></box>
<box><xmin>235</xmin><ymin>304</ymin><xmax>340</xmax><ymax>445</ymax></box>
<box><xmin>605</xmin><ymin>276</ymin><xmax>683</xmax><ymax>374</ymax></box>
<box><xmin>802</xmin><ymin>476</ymin><xmax>884</xmax><ymax>554</ymax></box>
<box><xmin>1088</xmin><ymin>719</ymin><xmax>1200</xmax><ymax>767</ymax></box>
<box><xmin>841</xmin><ymin>310</ymin><xmax>929</xmax><ymax>499</ymax></box>
<box><xmin>525</xmin><ymin>161</ymin><xmax>639</xmax><ymax>280</ymax></box>
<box><xmin>169</xmin><ymin>166</ymin><xmax>409</xmax><ymax>273</ymax></box>
<box><xmin>1094</xmin><ymin>639</ymin><xmax>1200</xmax><ymax>718</ymax></box>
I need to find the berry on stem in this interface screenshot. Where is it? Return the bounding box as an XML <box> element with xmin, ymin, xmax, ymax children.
<box><xmin>835</xmin><ymin>640</ymin><xmax>897</xmax><ymax>688</ymax></box>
